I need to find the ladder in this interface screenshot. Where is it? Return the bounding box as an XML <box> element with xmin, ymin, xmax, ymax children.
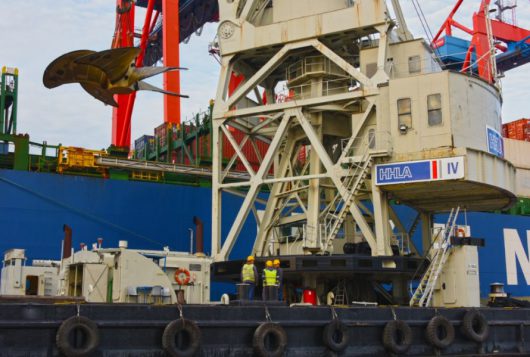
<box><xmin>321</xmin><ymin>136</ymin><xmax>373</xmax><ymax>252</ymax></box>
<box><xmin>333</xmin><ymin>280</ymin><xmax>348</xmax><ymax>306</ymax></box>
<box><xmin>409</xmin><ymin>207</ymin><xmax>460</xmax><ymax>307</ymax></box>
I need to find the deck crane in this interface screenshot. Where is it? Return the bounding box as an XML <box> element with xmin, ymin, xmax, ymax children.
<box><xmin>209</xmin><ymin>0</ymin><xmax>518</xmax><ymax>309</ymax></box>
<box><xmin>432</xmin><ymin>0</ymin><xmax>530</xmax><ymax>83</ymax></box>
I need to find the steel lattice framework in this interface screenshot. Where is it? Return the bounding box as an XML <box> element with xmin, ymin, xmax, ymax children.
<box><xmin>210</xmin><ymin>0</ymin><xmax>414</xmax><ymax>262</ymax></box>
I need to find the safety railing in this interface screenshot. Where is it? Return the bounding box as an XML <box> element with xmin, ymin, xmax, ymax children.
<box><xmin>276</xmin><ymin>77</ymin><xmax>358</xmax><ymax>103</ymax></box>
<box><xmin>286</xmin><ymin>56</ymin><xmax>349</xmax><ymax>83</ymax></box>
<box><xmin>391</xmin><ymin>233</ymin><xmax>412</xmax><ymax>256</ymax></box>
<box><xmin>302</xmin><ymin>224</ymin><xmax>323</xmax><ymax>252</ymax></box>
<box><xmin>340</xmin><ymin>130</ymin><xmax>393</xmax><ymax>160</ymax></box>
<box><xmin>276</xmin><ymin>228</ymin><xmax>305</xmax><ymax>256</ymax></box>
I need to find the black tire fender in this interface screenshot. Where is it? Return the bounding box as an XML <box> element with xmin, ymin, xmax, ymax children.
<box><xmin>461</xmin><ymin>309</ymin><xmax>489</xmax><ymax>343</ymax></box>
<box><xmin>56</xmin><ymin>316</ymin><xmax>99</xmax><ymax>357</ymax></box>
<box><xmin>252</xmin><ymin>322</ymin><xmax>287</xmax><ymax>357</ymax></box>
<box><xmin>425</xmin><ymin>315</ymin><xmax>455</xmax><ymax>349</ymax></box>
<box><xmin>323</xmin><ymin>319</ymin><xmax>349</xmax><ymax>352</ymax></box>
<box><xmin>382</xmin><ymin>320</ymin><xmax>412</xmax><ymax>354</ymax></box>
<box><xmin>162</xmin><ymin>319</ymin><xmax>201</xmax><ymax>357</ymax></box>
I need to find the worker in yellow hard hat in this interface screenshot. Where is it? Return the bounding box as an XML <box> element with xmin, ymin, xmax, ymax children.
<box><xmin>273</xmin><ymin>259</ymin><xmax>283</xmax><ymax>301</ymax></box>
<box><xmin>241</xmin><ymin>255</ymin><xmax>258</xmax><ymax>300</ymax></box>
<box><xmin>262</xmin><ymin>260</ymin><xmax>278</xmax><ymax>301</ymax></box>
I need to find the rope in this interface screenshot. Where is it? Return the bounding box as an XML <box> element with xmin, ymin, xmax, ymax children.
<box><xmin>177</xmin><ymin>303</ymin><xmax>184</xmax><ymax>320</ymax></box>
<box><xmin>0</xmin><ymin>175</ymin><xmax>167</xmax><ymax>248</ymax></box>
<box><xmin>331</xmin><ymin>306</ymin><xmax>339</xmax><ymax>320</ymax></box>
<box><xmin>411</xmin><ymin>0</ymin><xmax>442</xmax><ymax>61</ymax></box>
<box><xmin>265</xmin><ymin>306</ymin><xmax>272</xmax><ymax>322</ymax></box>
<box><xmin>391</xmin><ymin>307</ymin><xmax>397</xmax><ymax>321</ymax></box>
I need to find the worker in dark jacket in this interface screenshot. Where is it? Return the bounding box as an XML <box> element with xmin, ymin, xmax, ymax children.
<box><xmin>273</xmin><ymin>259</ymin><xmax>283</xmax><ymax>300</ymax></box>
<box><xmin>262</xmin><ymin>260</ymin><xmax>277</xmax><ymax>301</ymax></box>
<box><xmin>241</xmin><ymin>255</ymin><xmax>258</xmax><ymax>300</ymax></box>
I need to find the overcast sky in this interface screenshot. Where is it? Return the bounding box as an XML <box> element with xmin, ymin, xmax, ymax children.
<box><xmin>0</xmin><ymin>0</ymin><xmax>528</xmax><ymax>149</ymax></box>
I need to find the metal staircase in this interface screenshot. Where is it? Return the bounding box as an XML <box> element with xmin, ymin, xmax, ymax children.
<box><xmin>320</xmin><ymin>137</ymin><xmax>374</xmax><ymax>252</ymax></box>
<box><xmin>409</xmin><ymin>207</ymin><xmax>460</xmax><ymax>307</ymax></box>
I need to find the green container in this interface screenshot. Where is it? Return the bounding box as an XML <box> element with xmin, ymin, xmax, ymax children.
<box><xmin>519</xmin><ymin>198</ymin><xmax>530</xmax><ymax>216</ymax></box>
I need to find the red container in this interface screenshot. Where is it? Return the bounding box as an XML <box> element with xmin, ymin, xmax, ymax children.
<box><xmin>155</xmin><ymin>122</ymin><xmax>178</xmax><ymax>148</ymax></box>
<box><xmin>515</xmin><ymin>121</ymin><xmax>527</xmax><ymax>140</ymax></box>
<box><xmin>502</xmin><ymin>124</ymin><xmax>508</xmax><ymax>138</ymax></box>
<box><xmin>298</xmin><ymin>146</ymin><xmax>307</xmax><ymax>165</ymax></box>
<box><xmin>303</xmin><ymin>289</ymin><xmax>317</xmax><ymax>305</ymax></box>
<box><xmin>505</xmin><ymin>119</ymin><xmax>530</xmax><ymax>141</ymax></box>
<box><xmin>220</xmin><ymin>126</ymin><xmax>269</xmax><ymax>172</ymax></box>
<box><xmin>506</xmin><ymin>122</ymin><xmax>517</xmax><ymax>139</ymax></box>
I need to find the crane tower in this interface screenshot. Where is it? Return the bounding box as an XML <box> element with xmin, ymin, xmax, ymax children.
<box><xmin>210</xmin><ymin>0</ymin><xmax>516</xmax><ymax>307</ymax></box>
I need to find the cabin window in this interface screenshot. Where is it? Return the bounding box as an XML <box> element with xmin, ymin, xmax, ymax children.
<box><xmin>408</xmin><ymin>55</ymin><xmax>421</xmax><ymax>74</ymax></box>
<box><xmin>397</xmin><ymin>98</ymin><xmax>412</xmax><ymax>129</ymax></box>
<box><xmin>366</xmin><ymin>63</ymin><xmax>377</xmax><ymax>78</ymax></box>
<box><xmin>427</xmin><ymin>94</ymin><xmax>443</xmax><ymax>126</ymax></box>
<box><xmin>368</xmin><ymin>128</ymin><xmax>376</xmax><ymax>149</ymax></box>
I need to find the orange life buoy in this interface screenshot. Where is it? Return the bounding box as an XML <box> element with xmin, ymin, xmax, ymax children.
<box><xmin>457</xmin><ymin>228</ymin><xmax>466</xmax><ymax>238</ymax></box>
<box><xmin>174</xmin><ymin>268</ymin><xmax>191</xmax><ymax>285</ymax></box>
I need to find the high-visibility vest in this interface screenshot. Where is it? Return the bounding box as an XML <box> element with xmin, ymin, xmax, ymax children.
<box><xmin>242</xmin><ymin>263</ymin><xmax>255</xmax><ymax>282</ymax></box>
<box><xmin>263</xmin><ymin>268</ymin><xmax>277</xmax><ymax>286</ymax></box>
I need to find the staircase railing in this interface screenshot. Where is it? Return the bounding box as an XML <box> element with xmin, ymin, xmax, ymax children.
<box><xmin>320</xmin><ymin>135</ymin><xmax>375</xmax><ymax>253</ymax></box>
<box><xmin>409</xmin><ymin>207</ymin><xmax>460</xmax><ymax>307</ymax></box>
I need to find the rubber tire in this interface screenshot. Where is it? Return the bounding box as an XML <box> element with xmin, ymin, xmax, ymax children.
<box><xmin>425</xmin><ymin>315</ymin><xmax>455</xmax><ymax>349</ymax></box>
<box><xmin>56</xmin><ymin>316</ymin><xmax>99</xmax><ymax>357</ymax></box>
<box><xmin>461</xmin><ymin>309</ymin><xmax>489</xmax><ymax>343</ymax></box>
<box><xmin>323</xmin><ymin>319</ymin><xmax>349</xmax><ymax>352</ymax></box>
<box><xmin>252</xmin><ymin>322</ymin><xmax>287</xmax><ymax>357</ymax></box>
<box><xmin>382</xmin><ymin>320</ymin><xmax>412</xmax><ymax>355</ymax></box>
<box><xmin>162</xmin><ymin>319</ymin><xmax>201</xmax><ymax>357</ymax></box>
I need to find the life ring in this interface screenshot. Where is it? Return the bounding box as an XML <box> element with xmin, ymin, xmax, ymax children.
<box><xmin>175</xmin><ymin>268</ymin><xmax>191</xmax><ymax>285</ymax></box>
<box><xmin>56</xmin><ymin>316</ymin><xmax>100</xmax><ymax>356</ymax></box>
<box><xmin>461</xmin><ymin>309</ymin><xmax>489</xmax><ymax>342</ymax></box>
<box><xmin>323</xmin><ymin>319</ymin><xmax>349</xmax><ymax>352</ymax></box>
<box><xmin>162</xmin><ymin>319</ymin><xmax>201</xmax><ymax>357</ymax></box>
<box><xmin>252</xmin><ymin>322</ymin><xmax>287</xmax><ymax>357</ymax></box>
<box><xmin>425</xmin><ymin>315</ymin><xmax>454</xmax><ymax>349</ymax></box>
<box><xmin>382</xmin><ymin>320</ymin><xmax>412</xmax><ymax>354</ymax></box>
<box><xmin>456</xmin><ymin>228</ymin><xmax>466</xmax><ymax>237</ymax></box>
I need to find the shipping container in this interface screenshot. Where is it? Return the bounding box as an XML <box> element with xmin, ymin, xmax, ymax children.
<box><xmin>134</xmin><ymin>135</ymin><xmax>155</xmax><ymax>160</ymax></box>
<box><xmin>139</xmin><ymin>122</ymin><xmax>271</xmax><ymax>172</ymax></box>
<box><xmin>504</xmin><ymin>118</ymin><xmax>530</xmax><ymax>141</ymax></box>
<box><xmin>134</xmin><ymin>135</ymin><xmax>154</xmax><ymax>152</ymax></box>
<box><xmin>223</xmin><ymin>126</ymin><xmax>269</xmax><ymax>172</ymax></box>
<box><xmin>155</xmin><ymin>122</ymin><xmax>178</xmax><ymax>148</ymax></box>
<box><xmin>298</xmin><ymin>145</ymin><xmax>307</xmax><ymax>165</ymax></box>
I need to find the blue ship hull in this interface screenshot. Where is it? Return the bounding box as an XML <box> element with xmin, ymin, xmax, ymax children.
<box><xmin>1</xmin><ymin>169</ymin><xmax>529</xmax><ymax>298</ymax></box>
